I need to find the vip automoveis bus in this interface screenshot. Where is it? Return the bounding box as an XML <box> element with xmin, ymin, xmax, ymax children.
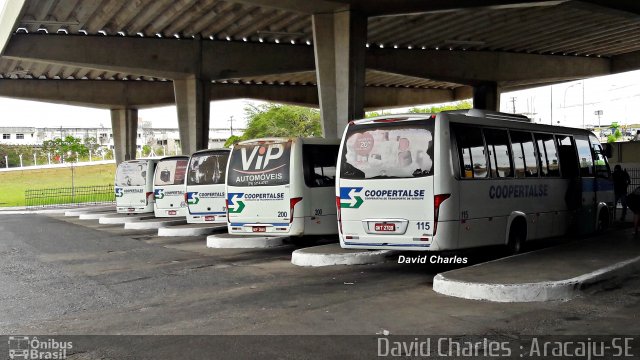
<box><xmin>226</xmin><ymin>137</ymin><xmax>340</xmax><ymax>236</ymax></box>
<box><xmin>153</xmin><ymin>155</ymin><xmax>189</xmax><ymax>218</ymax></box>
<box><xmin>115</xmin><ymin>159</ymin><xmax>158</xmax><ymax>213</ymax></box>
<box><xmin>185</xmin><ymin>149</ymin><xmax>230</xmax><ymax>223</ymax></box>
<box><xmin>336</xmin><ymin>109</ymin><xmax>614</xmax><ymax>253</ymax></box>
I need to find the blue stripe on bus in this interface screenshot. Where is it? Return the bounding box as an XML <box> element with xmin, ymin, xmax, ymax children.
<box><xmin>230</xmin><ymin>222</ymin><xmax>290</xmax><ymax>227</ymax></box>
<box><xmin>343</xmin><ymin>242</ymin><xmax>430</xmax><ymax>248</ymax></box>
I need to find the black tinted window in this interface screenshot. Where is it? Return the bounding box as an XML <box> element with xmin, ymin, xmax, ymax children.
<box><xmin>510</xmin><ymin>131</ymin><xmax>538</xmax><ymax>178</ymax></box>
<box><xmin>187</xmin><ymin>151</ymin><xmax>229</xmax><ymax>186</ymax></box>
<box><xmin>575</xmin><ymin>137</ymin><xmax>594</xmax><ymax>177</ymax></box>
<box><xmin>453</xmin><ymin>124</ymin><xmax>488</xmax><ymax>179</ymax></box>
<box><xmin>483</xmin><ymin>128</ymin><xmax>512</xmax><ymax>178</ymax></box>
<box><xmin>303</xmin><ymin>145</ymin><xmax>339</xmax><ymax>187</ymax></box>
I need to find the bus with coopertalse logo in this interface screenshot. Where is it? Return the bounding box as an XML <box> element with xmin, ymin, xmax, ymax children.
<box><xmin>153</xmin><ymin>155</ymin><xmax>189</xmax><ymax>218</ymax></box>
<box><xmin>335</xmin><ymin>109</ymin><xmax>614</xmax><ymax>253</ymax></box>
<box><xmin>185</xmin><ymin>149</ymin><xmax>230</xmax><ymax>224</ymax></box>
<box><xmin>114</xmin><ymin>159</ymin><xmax>158</xmax><ymax>214</ymax></box>
<box><xmin>226</xmin><ymin>137</ymin><xmax>340</xmax><ymax>236</ymax></box>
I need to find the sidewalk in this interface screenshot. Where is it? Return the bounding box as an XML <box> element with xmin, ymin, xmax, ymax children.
<box><xmin>433</xmin><ymin>222</ymin><xmax>640</xmax><ymax>302</ymax></box>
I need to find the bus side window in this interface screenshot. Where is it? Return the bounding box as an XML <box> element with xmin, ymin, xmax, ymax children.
<box><xmin>575</xmin><ymin>137</ymin><xmax>594</xmax><ymax>177</ymax></box>
<box><xmin>510</xmin><ymin>131</ymin><xmax>538</xmax><ymax>178</ymax></box>
<box><xmin>556</xmin><ymin>135</ymin><xmax>578</xmax><ymax>179</ymax></box>
<box><xmin>453</xmin><ymin>124</ymin><xmax>488</xmax><ymax>179</ymax></box>
<box><xmin>483</xmin><ymin>128</ymin><xmax>512</xmax><ymax>178</ymax></box>
<box><xmin>589</xmin><ymin>135</ymin><xmax>611</xmax><ymax>178</ymax></box>
<box><xmin>303</xmin><ymin>144</ymin><xmax>339</xmax><ymax>187</ymax></box>
<box><xmin>534</xmin><ymin>133</ymin><xmax>559</xmax><ymax>177</ymax></box>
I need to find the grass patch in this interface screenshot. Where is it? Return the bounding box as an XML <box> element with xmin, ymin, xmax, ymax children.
<box><xmin>0</xmin><ymin>164</ymin><xmax>115</xmax><ymax>207</ymax></box>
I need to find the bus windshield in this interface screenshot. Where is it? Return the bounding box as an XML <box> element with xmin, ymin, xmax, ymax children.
<box><xmin>154</xmin><ymin>159</ymin><xmax>188</xmax><ymax>186</ymax></box>
<box><xmin>228</xmin><ymin>141</ymin><xmax>291</xmax><ymax>187</ymax></box>
<box><xmin>340</xmin><ymin>120</ymin><xmax>434</xmax><ymax>179</ymax></box>
<box><xmin>187</xmin><ymin>152</ymin><xmax>229</xmax><ymax>186</ymax></box>
<box><xmin>116</xmin><ymin>161</ymin><xmax>148</xmax><ymax>186</ymax></box>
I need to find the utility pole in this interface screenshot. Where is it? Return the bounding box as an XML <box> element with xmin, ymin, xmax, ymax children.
<box><xmin>510</xmin><ymin>97</ymin><xmax>517</xmax><ymax>114</ymax></box>
<box><xmin>229</xmin><ymin>116</ymin><xmax>234</xmax><ymax>136</ymax></box>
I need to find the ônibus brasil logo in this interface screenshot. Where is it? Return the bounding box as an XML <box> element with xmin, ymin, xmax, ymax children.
<box><xmin>227</xmin><ymin>193</ymin><xmax>245</xmax><ymax>213</ymax></box>
<box><xmin>340</xmin><ymin>187</ymin><xmax>364</xmax><ymax>208</ymax></box>
<box><xmin>186</xmin><ymin>192</ymin><xmax>199</xmax><ymax>205</ymax></box>
<box><xmin>115</xmin><ymin>187</ymin><xmax>123</xmax><ymax>197</ymax></box>
<box><xmin>154</xmin><ymin>188</ymin><xmax>164</xmax><ymax>200</ymax></box>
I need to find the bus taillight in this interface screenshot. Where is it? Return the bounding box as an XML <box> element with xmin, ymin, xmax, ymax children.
<box><xmin>290</xmin><ymin>197</ymin><xmax>303</xmax><ymax>223</ymax></box>
<box><xmin>336</xmin><ymin>196</ymin><xmax>342</xmax><ymax>233</ymax></box>
<box><xmin>433</xmin><ymin>194</ymin><xmax>450</xmax><ymax>236</ymax></box>
<box><xmin>145</xmin><ymin>192</ymin><xmax>154</xmax><ymax>205</ymax></box>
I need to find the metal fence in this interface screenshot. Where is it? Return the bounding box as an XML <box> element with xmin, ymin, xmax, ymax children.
<box><xmin>25</xmin><ymin>184</ymin><xmax>115</xmax><ymax>208</ymax></box>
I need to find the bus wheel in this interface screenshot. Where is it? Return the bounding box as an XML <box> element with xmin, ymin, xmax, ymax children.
<box><xmin>597</xmin><ymin>208</ymin><xmax>609</xmax><ymax>233</ymax></box>
<box><xmin>507</xmin><ymin>221</ymin><xmax>526</xmax><ymax>255</ymax></box>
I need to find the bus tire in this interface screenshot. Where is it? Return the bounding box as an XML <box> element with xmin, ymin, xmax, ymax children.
<box><xmin>597</xmin><ymin>208</ymin><xmax>609</xmax><ymax>233</ymax></box>
<box><xmin>507</xmin><ymin>219</ymin><xmax>526</xmax><ymax>255</ymax></box>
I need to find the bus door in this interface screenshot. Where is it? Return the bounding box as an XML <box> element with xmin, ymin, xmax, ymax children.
<box><xmin>589</xmin><ymin>135</ymin><xmax>614</xmax><ymax>216</ymax></box>
<box><xmin>302</xmin><ymin>144</ymin><xmax>339</xmax><ymax>234</ymax></box>
<box><xmin>575</xmin><ymin>136</ymin><xmax>596</xmax><ymax>234</ymax></box>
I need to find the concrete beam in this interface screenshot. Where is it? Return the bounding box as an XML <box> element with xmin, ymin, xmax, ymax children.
<box><xmin>174</xmin><ymin>77</ymin><xmax>209</xmax><ymax>155</ymax></box>
<box><xmin>313</xmin><ymin>11</ymin><xmax>366</xmax><ymax>139</ymax></box>
<box><xmin>233</xmin><ymin>0</ymin><xmax>563</xmax><ymax>15</ymax></box>
<box><xmin>0</xmin><ymin>78</ymin><xmax>465</xmax><ymax>111</ymax></box>
<box><xmin>366</xmin><ymin>48</ymin><xmax>611</xmax><ymax>85</ymax></box>
<box><xmin>611</xmin><ymin>50</ymin><xmax>640</xmax><ymax>74</ymax></box>
<box><xmin>2</xmin><ymin>34</ymin><xmax>316</xmax><ymax>80</ymax></box>
<box><xmin>111</xmin><ymin>108</ymin><xmax>138</xmax><ymax>165</ymax></box>
<box><xmin>0</xmin><ymin>79</ymin><xmax>174</xmax><ymax>108</ymax></box>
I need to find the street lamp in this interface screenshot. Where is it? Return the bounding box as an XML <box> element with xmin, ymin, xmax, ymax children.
<box><xmin>594</xmin><ymin>110</ymin><xmax>603</xmax><ymax>137</ymax></box>
<box><xmin>563</xmin><ymin>82</ymin><xmax>584</xmax><ymax>128</ymax></box>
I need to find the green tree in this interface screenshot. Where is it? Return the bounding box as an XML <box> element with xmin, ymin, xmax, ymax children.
<box><xmin>408</xmin><ymin>100</ymin><xmax>473</xmax><ymax>114</ymax></box>
<box><xmin>141</xmin><ymin>145</ymin><xmax>152</xmax><ymax>157</ymax></box>
<box><xmin>227</xmin><ymin>104</ymin><xmax>322</xmax><ymax>145</ymax></box>
<box><xmin>42</xmin><ymin>136</ymin><xmax>89</xmax><ymax>162</ymax></box>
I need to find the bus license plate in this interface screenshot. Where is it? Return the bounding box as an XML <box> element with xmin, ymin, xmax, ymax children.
<box><xmin>375</xmin><ymin>223</ymin><xmax>396</xmax><ymax>232</ymax></box>
<box><xmin>204</xmin><ymin>216</ymin><xmax>215</xmax><ymax>222</ymax></box>
<box><xmin>252</xmin><ymin>226</ymin><xmax>266</xmax><ymax>233</ymax></box>
<box><xmin>168</xmin><ymin>210</ymin><xmax>177</xmax><ymax>215</ymax></box>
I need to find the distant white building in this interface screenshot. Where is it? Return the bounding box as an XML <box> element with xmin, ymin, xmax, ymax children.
<box><xmin>0</xmin><ymin>121</ymin><xmax>244</xmax><ymax>154</ymax></box>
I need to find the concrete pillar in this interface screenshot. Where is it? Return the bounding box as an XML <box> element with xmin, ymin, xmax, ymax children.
<box><xmin>110</xmin><ymin>108</ymin><xmax>138</xmax><ymax>165</ymax></box>
<box><xmin>173</xmin><ymin>76</ymin><xmax>210</xmax><ymax>155</ymax></box>
<box><xmin>473</xmin><ymin>82</ymin><xmax>500</xmax><ymax>111</ymax></box>
<box><xmin>313</xmin><ymin>11</ymin><xmax>367</xmax><ymax>139</ymax></box>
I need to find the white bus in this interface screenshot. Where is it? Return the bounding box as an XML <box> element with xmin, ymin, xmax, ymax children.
<box><xmin>185</xmin><ymin>149</ymin><xmax>230</xmax><ymax>223</ymax></box>
<box><xmin>114</xmin><ymin>159</ymin><xmax>157</xmax><ymax>214</ymax></box>
<box><xmin>153</xmin><ymin>155</ymin><xmax>189</xmax><ymax>218</ymax></box>
<box><xmin>226</xmin><ymin>137</ymin><xmax>340</xmax><ymax>236</ymax></box>
<box><xmin>336</xmin><ymin>109</ymin><xmax>614</xmax><ymax>253</ymax></box>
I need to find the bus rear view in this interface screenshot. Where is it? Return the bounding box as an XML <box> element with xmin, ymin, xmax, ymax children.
<box><xmin>336</xmin><ymin>116</ymin><xmax>442</xmax><ymax>250</ymax></box>
<box><xmin>115</xmin><ymin>159</ymin><xmax>156</xmax><ymax>214</ymax></box>
<box><xmin>226</xmin><ymin>139</ymin><xmax>297</xmax><ymax>235</ymax></box>
<box><xmin>153</xmin><ymin>156</ymin><xmax>189</xmax><ymax>218</ymax></box>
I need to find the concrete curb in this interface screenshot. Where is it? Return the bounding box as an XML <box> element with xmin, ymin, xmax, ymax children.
<box><xmin>206</xmin><ymin>234</ymin><xmax>287</xmax><ymax>248</ymax></box>
<box><xmin>432</xmin><ymin>254</ymin><xmax>640</xmax><ymax>302</ymax></box>
<box><xmin>158</xmin><ymin>224</ymin><xmax>226</xmax><ymax>237</ymax></box>
<box><xmin>64</xmin><ymin>206</ymin><xmax>116</xmax><ymax>216</ymax></box>
<box><xmin>291</xmin><ymin>244</ymin><xmax>396</xmax><ymax>267</ymax></box>
<box><xmin>99</xmin><ymin>214</ymin><xmax>154</xmax><ymax>224</ymax></box>
<box><xmin>78</xmin><ymin>212</ymin><xmax>116</xmax><ymax>220</ymax></box>
<box><xmin>124</xmin><ymin>218</ymin><xmax>187</xmax><ymax>230</ymax></box>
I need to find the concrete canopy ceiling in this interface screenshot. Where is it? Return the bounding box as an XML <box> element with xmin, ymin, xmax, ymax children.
<box><xmin>0</xmin><ymin>0</ymin><xmax>640</xmax><ymax>108</ymax></box>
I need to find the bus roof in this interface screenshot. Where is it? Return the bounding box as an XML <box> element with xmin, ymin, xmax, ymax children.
<box><xmin>350</xmin><ymin>109</ymin><xmax>598</xmax><ymax>140</ymax></box>
<box><xmin>157</xmin><ymin>155</ymin><xmax>190</xmax><ymax>162</ymax></box>
<box><xmin>190</xmin><ymin>148</ymin><xmax>230</xmax><ymax>156</ymax></box>
<box><xmin>236</xmin><ymin>137</ymin><xmax>339</xmax><ymax>146</ymax></box>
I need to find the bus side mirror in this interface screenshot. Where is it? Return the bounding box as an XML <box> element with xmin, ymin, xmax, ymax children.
<box><xmin>602</xmin><ymin>143</ymin><xmax>613</xmax><ymax>158</ymax></box>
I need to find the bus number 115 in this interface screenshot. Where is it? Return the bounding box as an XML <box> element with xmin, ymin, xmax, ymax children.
<box><xmin>416</xmin><ymin>222</ymin><xmax>431</xmax><ymax>231</ymax></box>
